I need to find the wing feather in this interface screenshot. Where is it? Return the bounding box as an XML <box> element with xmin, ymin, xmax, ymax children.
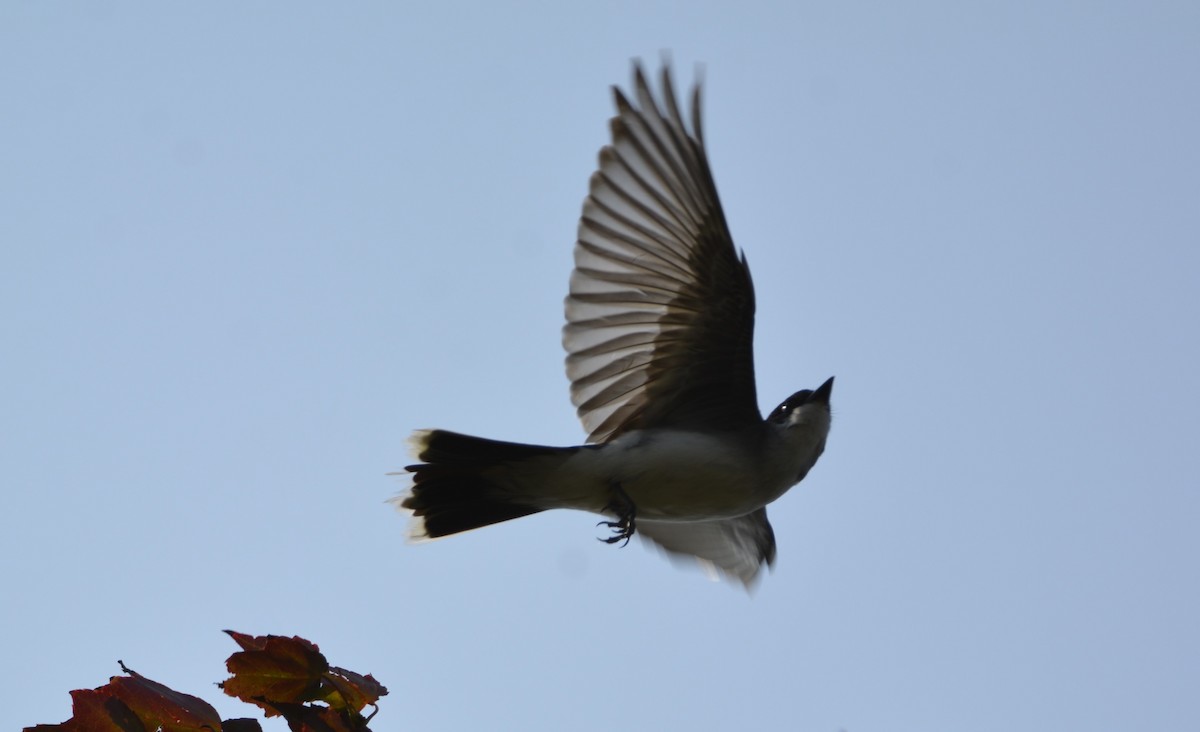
<box><xmin>637</xmin><ymin>509</ymin><xmax>777</xmax><ymax>588</ymax></box>
<box><xmin>564</xmin><ymin>62</ymin><xmax>759</xmax><ymax>443</ymax></box>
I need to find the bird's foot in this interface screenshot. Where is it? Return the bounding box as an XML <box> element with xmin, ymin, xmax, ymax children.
<box><xmin>596</xmin><ymin>482</ymin><xmax>637</xmax><ymax>547</ymax></box>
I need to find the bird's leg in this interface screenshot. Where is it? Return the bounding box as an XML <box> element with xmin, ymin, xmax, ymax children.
<box><xmin>597</xmin><ymin>481</ymin><xmax>637</xmax><ymax>547</ymax></box>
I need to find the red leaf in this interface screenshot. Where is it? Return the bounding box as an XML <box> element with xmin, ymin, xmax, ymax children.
<box><xmin>224</xmin><ymin>631</ymin><xmax>270</xmax><ymax>653</ymax></box>
<box><xmin>26</xmin><ymin>672</ymin><xmax>217</xmax><ymax>732</ymax></box>
<box><xmin>109</xmin><ymin>668</ymin><xmax>223</xmax><ymax>731</ymax></box>
<box><xmin>221</xmin><ymin>632</ymin><xmax>329</xmax><ymax>711</ymax></box>
<box><xmin>23</xmin><ymin>686</ymin><xmax>141</xmax><ymax>732</ymax></box>
<box><xmin>270</xmin><ymin>703</ymin><xmax>358</xmax><ymax>732</ymax></box>
<box><xmin>68</xmin><ymin>687</ymin><xmax>145</xmax><ymax>731</ymax></box>
<box><xmin>321</xmin><ymin>668</ymin><xmax>388</xmax><ymax>714</ymax></box>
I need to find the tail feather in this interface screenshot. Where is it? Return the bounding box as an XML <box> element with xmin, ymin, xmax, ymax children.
<box><xmin>411</xmin><ymin>429</ymin><xmax>575</xmax><ymax>465</ymax></box>
<box><xmin>399</xmin><ymin>430</ymin><xmax>576</xmax><ymax>539</ymax></box>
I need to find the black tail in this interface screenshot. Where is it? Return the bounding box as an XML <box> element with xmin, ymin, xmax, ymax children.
<box><xmin>400</xmin><ymin>430</ymin><xmax>576</xmax><ymax>539</ymax></box>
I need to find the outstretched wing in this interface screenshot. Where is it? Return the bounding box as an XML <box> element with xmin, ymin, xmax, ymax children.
<box><xmin>637</xmin><ymin>509</ymin><xmax>776</xmax><ymax>588</ymax></box>
<box><xmin>564</xmin><ymin>62</ymin><xmax>759</xmax><ymax>444</ymax></box>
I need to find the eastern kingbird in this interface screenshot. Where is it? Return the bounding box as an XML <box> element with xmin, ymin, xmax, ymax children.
<box><xmin>395</xmin><ymin>61</ymin><xmax>834</xmax><ymax>586</ymax></box>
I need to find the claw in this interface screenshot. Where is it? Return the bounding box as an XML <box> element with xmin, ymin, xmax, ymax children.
<box><xmin>596</xmin><ymin>519</ymin><xmax>633</xmax><ymax>546</ymax></box>
<box><xmin>596</xmin><ymin>482</ymin><xmax>637</xmax><ymax>546</ymax></box>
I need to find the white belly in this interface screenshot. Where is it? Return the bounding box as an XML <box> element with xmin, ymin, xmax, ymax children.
<box><xmin>558</xmin><ymin>430</ymin><xmax>782</xmax><ymax>521</ymax></box>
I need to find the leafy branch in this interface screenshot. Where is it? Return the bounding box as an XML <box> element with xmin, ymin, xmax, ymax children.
<box><xmin>25</xmin><ymin>631</ymin><xmax>388</xmax><ymax>732</ymax></box>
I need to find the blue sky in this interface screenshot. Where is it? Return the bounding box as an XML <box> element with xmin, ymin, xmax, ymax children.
<box><xmin>3</xmin><ymin>2</ymin><xmax>1198</xmax><ymax>730</ymax></box>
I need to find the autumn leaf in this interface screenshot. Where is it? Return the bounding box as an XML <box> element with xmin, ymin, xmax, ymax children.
<box><xmin>220</xmin><ymin>631</ymin><xmax>387</xmax><ymax>731</ymax></box>
<box><xmin>28</xmin><ymin>632</ymin><xmax>384</xmax><ymax>732</ymax></box>
<box><xmin>221</xmin><ymin>632</ymin><xmax>328</xmax><ymax>711</ymax></box>
<box><xmin>110</xmin><ymin>663</ymin><xmax>223</xmax><ymax>731</ymax></box>
<box><xmin>25</xmin><ymin>664</ymin><xmax>222</xmax><ymax>732</ymax></box>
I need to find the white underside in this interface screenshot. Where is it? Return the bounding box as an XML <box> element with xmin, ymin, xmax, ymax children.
<box><xmin>490</xmin><ymin>417</ymin><xmax>828</xmax><ymax>522</ymax></box>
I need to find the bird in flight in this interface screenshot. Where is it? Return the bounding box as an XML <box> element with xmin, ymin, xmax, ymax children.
<box><xmin>395</xmin><ymin>61</ymin><xmax>834</xmax><ymax>587</ymax></box>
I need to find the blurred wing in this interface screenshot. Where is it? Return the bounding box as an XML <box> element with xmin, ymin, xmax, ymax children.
<box><xmin>637</xmin><ymin>509</ymin><xmax>776</xmax><ymax>588</ymax></box>
<box><xmin>564</xmin><ymin>62</ymin><xmax>759</xmax><ymax>443</ymax></box>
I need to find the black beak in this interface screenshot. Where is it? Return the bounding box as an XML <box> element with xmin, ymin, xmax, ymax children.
<box><xmin>810</xmin><ymin>376</ymin><xmax>834</xmax><ymax>405</ymax></box>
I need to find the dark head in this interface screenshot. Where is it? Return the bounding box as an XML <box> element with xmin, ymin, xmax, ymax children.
<box><xmin>767</xmin><ymin>376</ymin><xmax>834</xmax><ymax>425</ymax></box>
